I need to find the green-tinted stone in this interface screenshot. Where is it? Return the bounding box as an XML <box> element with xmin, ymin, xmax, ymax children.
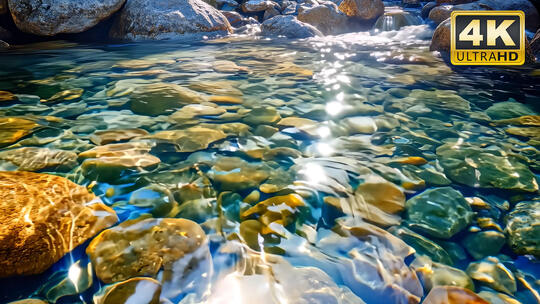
<box><xmin>405</xmin><ymin>187</ymin><xmax>473</xmax><ymax>239</ymax></box>
<box><xmin>437</xmin><ymin>142</ymin><xmax>538</xmax><ymax>192</ymax></box>
<box><xmin>93</xmin><ymin>277</ymin><xmax>161</xmax><ymax>304</ymax></box>
<box><xmin>389</xmin><ymin>226</ymin><xmax>453</xmax><ymax>265</ymax></box>
<box><xmin>467</xmin><ymin>257</ymin><xmax>517</xmax><ymax>295</ymax></box>
<box><xmin>462</xmin><ymin>230</ymin><xmax>506</xmax><ymax>260</ymax></box>
<box><xmin>129</xmin><ymin>83</ymin><xmax>204</xmax><ymax>116</ymax></box>
<box><xmin>486</xmin><ymin>101</ymin><xmax>536</xmax><ymax>120</ymax></box>
<box><xmin>505</xmin><ymin>201</ymin><xmax>540</xmax><ymax>257</ymax></box>
<box><xmin>243</xmin><ymin>107</ymin><xmax>281</xmax><ymax>125</ymax></box>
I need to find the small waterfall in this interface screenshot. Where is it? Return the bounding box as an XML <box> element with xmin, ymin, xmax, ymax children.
<box><xmin>373</xmin><ymin>7</ymin><xmax>422</xmax><ymax>31</ymax></box>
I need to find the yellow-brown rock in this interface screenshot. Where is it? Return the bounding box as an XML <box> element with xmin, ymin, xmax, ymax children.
<box><xmin>0</xmin><ymin>90</ymin><xmax>17</xmax><ymax>102</ymax></box>
<box><xmin>0</xmin><ymin>171</ymin><xmax>118</xmax><ymax>277</ymax></box>
<box><xmin>94</xmin><ymin>277</ymin><xmax>161</xmax><ymax>304</ymax></box>
<box><xmin>145</xmin><ymin>127</ymin><xmax>227</xmax><ymax>152</ymax></box>
<box><xmin>0</xmin><ymin>117</ymin><xmax>42</xmax><ymax>147</ymax></box>
<box><xmin>42</xmin><ymin>88</ymin><xmax>84</xmax><ymax>104</ymax></box>
<box><xmin>87</xmin><ymin>218</ymin><xmax>206</xmax><ymax>283</ymax></box>
<box><xmin>423</xmin><ymin>286</ymin><xmax>489</xmax><ymax>304</ymax></box>
<box><xmin>493</xmin><ymin>115</ymin><xmax>540</xmax><ymax>127</ymax></box>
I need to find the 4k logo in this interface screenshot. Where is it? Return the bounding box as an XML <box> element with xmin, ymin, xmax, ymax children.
<box><xmin>451</xmin><ymin>11</ymin><xmax>525</xmax><ymax>65</ymax></box>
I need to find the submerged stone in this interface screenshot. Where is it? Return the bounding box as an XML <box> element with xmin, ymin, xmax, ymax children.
<box><xmin>210</xmin><ymin>157</ymin><xmax>270</xmax><ymax>192</ymax></box>
<box><xmin>87</xmin><ymin>218</ymin><xmax>207</xmax><ymax>283</ymax></box>
<box><xmin>423</xmin><ymin>286</ymin><xmax>489</xmax><ymax>304</ymax></box>
<box><xmin>0</xmin><ymin>90</ymin><xmax>17</xmax><ymax>103</ymax></box>
<box><xmin>466</xmin><ymin>257</ymin><xmax>517</xmax><ymax>295</ymax></box>
<box><xmin>0</xmin><ymin>117</ymin><xmax>42</xmax><ymax>147</ymax></box>
<box><xmin>462</xmin><ymin>230</ymin><xmax>506</xmax><ymax>260</ymax></box>
<box><xmin>486</xmin><ymin>101</ymin><xmax>536</xmax><ymax>120</ymax></box>
<box><xmin>42</xmin><ymin>89</ymin><xmax>84</xmax><ymax>104</ymax></box>
<box><xmin>389</xmin><ymin>226</ymin><xmax>454</xmax><ymax>265</ymax></box>
<box><xmin>0</xmin><ymin>147</ymin><xmax>78</xmax><ymax>171</ymax></box>
<box><xmin>0</xmin><ymin>171</ymin><xmax>118</xmax><ymax>277</ymax></box>
<box><xmin>94</xmin><ymin>277</ymin><xmax>161</xmax><ymax>304</ymax></box>
<box><xmin>145</xmin><ymin>127</ymin><xmax>227</xmax><ymax>152</ymax></box>
<box><xmin>79</xmin><ymin>142</ymin><xmax>161</xmax><ymax>181</ymax></box>
<box><xmin>505</xmin><ymin>201</ymin><xmax>540</xmax><ymax>257</ymax></box>
<box><xmin>243</xmin><ymin>107</ymin><xmax>281</xmax><ymax>125</ymax></box>
<box><xmin>411</xmin><ymin>256</ymin><xmax>474</xmax><ymax>292</ymax></box>
<box><xmin>437</xmin><ymin>142</ymin><xmax>538</xmax><ymax>192</ymax></box>
<box><xmin>90</xmin><ymin>128</ymin><xmax>149</xmax><ymax>145</ymax></box>
<box><xmin>405</xmin><ymin>187</ymin><xmax>473</xmax><ymax>239</ymax></box>
<box><xmin>129</xmin><ymin>83</ymin><xmax>204</xmax><ymax>116</ymax></box>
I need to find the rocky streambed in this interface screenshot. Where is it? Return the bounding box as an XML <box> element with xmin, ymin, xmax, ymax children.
<box><xmin>0</xmin><ymin>0</ymin><xmax>539</xmax><ymax>304</ymax></box>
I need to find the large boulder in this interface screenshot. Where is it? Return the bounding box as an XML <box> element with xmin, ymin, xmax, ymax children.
<box><xmin>0</xmin><ymin>171</ymin><xmax>118</xmax><ymax>277</ymax></box>
<box><xmin>7</xmin><ymin>0</ymin><xmax>126</xmax><ymax>36</ymax></box>
<box><xmin>338</xmin><ymin>0</ymin><xmax>384</xmax><ymax>21</ymax></box>
<box><xmin>298</xmin><ymin>2</ymin><xmax>349</xmax><ymax>35</ymax></box>
<box><xmin>261</xmin><ymin>15</ymin><xmax>322</xmax><ymax>38</ymax></box>
<box><xmin>429</xmin><ymin>2</ymin><xmax>492</xmax><ymax>25</ymax></box>
<box><xmin>241</xmin><ymin>0</ymin><xmax>279</xmax><ymax>12</ymax></box>
<box><xmin>109</xmin><ymin>0</ymin><xmax>232</xmax><ymax>40</ymax></box>
<box><xmin>480</xmin><ymin>0</ymin><xmax>539</xmax><ymax>31</ymax></box>
<box><xmin>430</xmin><ymin>17</ymin><xmax>451</xmax><ymax>53</ymax></box>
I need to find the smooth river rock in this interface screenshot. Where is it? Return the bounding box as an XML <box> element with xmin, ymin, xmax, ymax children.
<box><xmin>87</xmin><ymin>218</ymin><xmax>207</xmax><ymax>283</ymax></box>
<box><xmin>405</xmin><ymin>187</ymin><xmax>473</xmax><ymax>239</ymax></box>
<box><xmin>8</xmin><ymin>0</ymin><xmax>126</xmax><ymax>36</ymax></box>
<box><xmin>505</xmin><ymin>201</ymin><xmax>540</xmax><ymax>257</ymax></box>
<box><xmin>0</xmin><ymin>171</ymin><xmax>118</xmax><ymax>277</ymax></box>
<box><xmin>109</xmin><ymin>0</ymin><xmax>232</xmax><ymax>40</ymax></box>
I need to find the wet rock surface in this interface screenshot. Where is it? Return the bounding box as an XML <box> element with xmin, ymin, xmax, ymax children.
<box><xmin>8</xmin><ymin>0</ymin><xmax>126</xmax><ymax>36</ymax></box>
<box><xmin>0</xmin><ymin>171</ymin><xmax>117</xmax><ymax>277</ymax></box>
<box><xmin>109</xmin><ymin>0</ymin><xmax>232</xmax><ymax>40</ymax></box>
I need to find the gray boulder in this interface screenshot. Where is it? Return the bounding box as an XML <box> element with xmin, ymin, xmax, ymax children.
<box><xmin>298</xmin><ymin>2</ymin><xmax>349</xmax><ymax>35</ymax></box>
<box><xmin>0</xmin><ymin>40</ymin><xmax>8</xmax><ymax>48</ymax></box>
<box><xmin>109</xmin><ymin>0</ymin><xmax>232</xmax><ymax>40</ymax></box>
<box><xmin>7</xmin><ymin>0</ymin><xmax>126</xmax><ymax>36</ymax></box>
<box><xmin>261</xmin><ymin>15</ymin><xmax>322</xmax><ymax>38</ymax></box>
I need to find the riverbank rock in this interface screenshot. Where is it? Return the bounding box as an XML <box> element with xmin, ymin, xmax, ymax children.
<box><xmin>0</xmin><ymin>39</ymin><xmax>8</xmax><ymax>48</ymax></box>
<box><xmin>7</xmin><ymin>0</ymin><xmax>126</xmax><ymax>36</ymax></box>
<box><xmin>87</xmin><ymin>218</ymin><xmax>207</xmax><ymax>283</ymax></box>
<box><xmin>338</xmin><ymin>0</ymin><xmax>384</xmax><ymax>21</ymax></box>
<box><xmin>109</xmin><ymin>0</ymin><xmax>232</xmax><ymax>40</ymax></box>
<box><xmin>428</xmin><ymin>2</ymin><xmax>491</xmax><ymax>25</ymax></box>
<box><xmin>405</xmin><ymin>187</ymin><xmax>473</xmax><ymax>239</ymax></box>
<box><xmin>505</xmin><ymin>201</ymin><xmax>540</xmax><ymax>257</ymax></box>
<box><xmin>429</xmin><ymin>18</ymin><xmax>450</xmax><ymax>53</ymax></box>
<box><xmin>0</xmin><ymin>171</ymin><xmax>118</xmax><ymax>277</ymax></box>
<box><xmin>297</xmin><ymin>2</ymin><xmax>349</xmax><ymax>35</ymax></box>
<box><xmin>261</xmin><ymin>15</ymin><xmax>322</xmax><ymax>38</ymax></box>
<box><xmin>480</xmin><ymin>0</ymin><xmax>539</xmax><ymax>31</ymax></box>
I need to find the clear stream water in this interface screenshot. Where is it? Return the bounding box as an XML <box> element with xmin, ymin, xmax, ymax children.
<box><xmin>0</xmin><ymin>11</ymin><xmax>539</xmax><ymax>304</ymax></box>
